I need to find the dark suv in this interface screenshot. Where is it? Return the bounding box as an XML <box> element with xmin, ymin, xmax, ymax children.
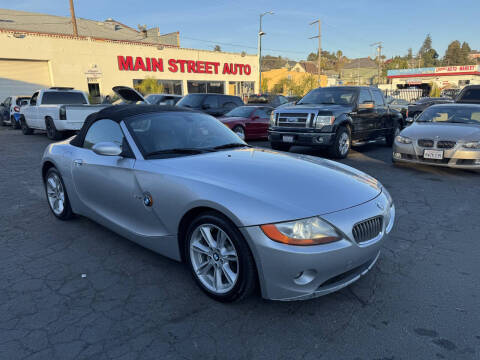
<box><xmin>268</xmin><ymin>86</ymin><xmax>403</xmax><ymax>158</ymax></box>
<box><xmin>176</xmin><ymin>93</ymin><xmax>244</xmax><ymax>117</ymax></box>
<box><xmin>456</xmin><ymin>85</ymin><xmax>480</xmax><ymax>104</ymax></box>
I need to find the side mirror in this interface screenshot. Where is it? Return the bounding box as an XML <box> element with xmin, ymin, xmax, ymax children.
<box><xmin>358</xmin><ymin>101</ymin><xmax>375</xmax><ymax>110</ymax></box>
<box><xmin>405</xmin><ymin>117</ymin><xmax>414</xmax><ymax>125</ymax></box>
<box><xmin>92</xmin><ymin>142</ymin><xmax>122</xmax><ymax>156</ymax></box>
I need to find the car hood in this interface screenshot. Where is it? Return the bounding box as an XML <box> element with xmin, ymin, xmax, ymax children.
<box><xmin>112</xmin><ymin>86</ymin><xmax>147</xmax><ymax>104</ymax></box>
<box><xmin>146</xmin><ymin>148</ymin><xmax>382</xmax><ymax>224</ymax></box>
<box><xmin>277</xmin><ymin>103</ymin><xmax>354</xmax><ymax>116</ymax></box>
<box><xmin>401</xmin><ymin>122</ymin><xmax>480</xmax><ymax>141</ymax></box>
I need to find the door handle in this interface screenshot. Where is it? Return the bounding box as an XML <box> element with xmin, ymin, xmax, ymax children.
<box><xmin>73</xmin><ymin>159</ymin><xmax>84</xmax><ymax>167</ymax></box>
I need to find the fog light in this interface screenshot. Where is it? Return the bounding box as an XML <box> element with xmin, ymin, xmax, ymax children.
<box><xmin>393</xmin><ymin>152</ymin><xmax>401</xmax><ymax>159</ymax></box>
<box><xmin>293</xmin><ymin>269</ymin><xmax>317</xmax><ymax>285</ymax></box>
<box><xmin>316</xmin><ymin>137</ymin><xmax>324</xmax><ymax>144</ymax></box>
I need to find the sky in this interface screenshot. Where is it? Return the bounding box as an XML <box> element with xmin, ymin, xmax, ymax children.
<box><xmin>1</xmin><ymin>0</ymin><xmax>479</xmax><ymax>61</ymax></box>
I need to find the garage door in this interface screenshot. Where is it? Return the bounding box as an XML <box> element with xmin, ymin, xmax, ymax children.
<box><xmin>0</xmin><ymin>59</ymin><xmax>51</xmax><ymax>101</ymax></box>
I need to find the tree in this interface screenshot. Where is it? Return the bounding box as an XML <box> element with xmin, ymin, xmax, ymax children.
<box><xmin>443</xmin><ymin>40</ymin><xmax>463</xmax><ymax>65</ymax></box>
<box><xmin>307</xmin><ymin>52</ymin><xmax>318</xmax><ymax>61</ymax></box>
<box><xmin>461</xmin><ymin>42</ymin><xmax>472</xmax><ymax>64</ymax></box>
<box><xmin>407</xmin><ymin>48</ymin><xmax>413</xmax><ymax>60</ymax></box>
<box><xmin>213</xmin><ymin>45</ymin><xmax>221</xmax><ymax>52</ymax></box>
<box><xmin>418</xmin><ymin>34</ymin><xmax>439</xmax><ymax>67</ymax></box>
<box><xmin>135</xmin><ymin>77</ymin><xmax>164</xmax><ymax>95</ymax></box>
<box><xmin>261</xmin><ymin>77</ymin><xmax>269</xmax><ymax>93</ymax></box>
<box><xmin>382</xmin><ymin>56</ymin><xmax>409</xmax><ymax>77</ymax></box>
<box><xmin>419</xmin><ymin>34</ymin><xmax>433</xmax><ymax>55</ymax></box>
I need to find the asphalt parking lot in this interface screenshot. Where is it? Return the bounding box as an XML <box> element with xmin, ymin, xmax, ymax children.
<box><xmin>1</xmin><ymin>126</ymin><xmax>479</xmax><ymax>360</ymax></box>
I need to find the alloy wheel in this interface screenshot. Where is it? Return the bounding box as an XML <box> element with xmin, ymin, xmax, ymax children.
<box><xmin>339</xmin><ymin>132</ymin><xmax>350</xmax><ymax>156</ymax></box>
<box><xmin>46</xmin><ymin>173</ymin><xmax>65</xmax><ymax>215</ymax></box>
<box><xmin>189</xmin><ymin>224</ymin><xmax>239</xmax><ymax>294</ymax></box>
<box><xmin>234</xmin><ymin>127</ymin><xmax>245</xmax><ymax>140</ymax></box>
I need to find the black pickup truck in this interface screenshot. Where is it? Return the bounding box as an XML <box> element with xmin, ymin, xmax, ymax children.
<box><xmin>268</xmin><ymin>86</ymin><xmax>403</xmax><ymax>158</ymax></box>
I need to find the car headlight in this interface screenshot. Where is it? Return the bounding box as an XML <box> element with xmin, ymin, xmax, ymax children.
<box><xmin>395</xmin><ymin>135</ymin><xmax>412</xmax><ymax>144</ymax></box>
<box><xmin>270</xmin><ymin>112</ymin><xmax>276</xmax><ymax>126</ymax></box>
<box><xmin>463</xmin><ymin>141</ymin><xmax>480</xmax><ymax>149</ymax></box>
<box><xmin>261</xmin><ymin>216</ymin><xmax>342</xmax><ymax>246</ymax></box>
<box><xmin>314</xmin><ymin>115</ymin><xmax>335</xmax><ymax>128</ymax></box>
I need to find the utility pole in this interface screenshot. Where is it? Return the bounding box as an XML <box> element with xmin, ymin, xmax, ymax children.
<box><xmin>69</xmin><ymin>0</ymin><xmax>79</xmax><ymax>37</ymax></box>
<box><xmin>258</xmin><ymin>11</ymin><xmax>274</xmax><ymax>94</ymax></box>
<box><xmin>371</xmin><ymin>41</ymin><xmax>383</xmax><ymax>84</ymax></box>
<box><xmin>309</xmin><ymin>19</ymin><xmax>321</xmax><ymax>86</ymax></box>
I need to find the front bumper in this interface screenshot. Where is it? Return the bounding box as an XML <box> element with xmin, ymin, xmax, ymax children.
<box><xmin>393</xmin><ymin>141</ymin><xmax>480</xmax><ymax>169</ymax></box>
<box><xmin>240</xmin><ymin>192</ymin><xmax>394</xmax><ymax>301</ymax></box>
<box><xmin>269</xmin><ymin>130</ymin><xmax>335</xmax><ymax>147</ymax></box>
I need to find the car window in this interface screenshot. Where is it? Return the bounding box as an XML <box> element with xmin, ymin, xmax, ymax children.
<box><xmin>372</xmin><ymin>90</ymin><xmax>384</xmax><ymax>106</ymax></box>
<box><xmin>278</xmin><ymin>96</ymin><xmax>289</xmax><ymax>105</ymax></box>
<box><xmin>30</xmin><ymin>92</ymin><xmax>39</xmax><ymax>106</ymax></box>
<box><xmin>204</xmin><ymin>95</ymin><xmax>219</xmax><ymax>108</ymax></box>
<box><xmin>254</xmin><ymin>108</ymin><xmax>272</xmax><ymax>118</ymax></box>
<box><xmin>459</xmin><ymin>88</ymin><xmax>480</xmax><ymax>101</ymax></box>
<box><xmin>176</xmin><ymin>94</ymin><xmax>205</xmax><ymax>108</ymax></box>
<box><xmin>417</xmin><ymin>106</ymin><xmax>480</xmax><ymax>124</ymax></box>
<box><xmin>225</xmin><ymin>106</ymin><xmax>254</xmax><ymax>118</ymax></box>
<box><xmin>83</xmin><ymin>119</ymin><xmax>124</xmax><ymax>150</ymax></box>
<box><xmin>3</xmin><ymin>97</ymin><xmax>11</xmax><ymax>107</ymax></box>
<box><xmin>42</xmin><ymin>91</ymin><xmax>87</xmax><ymax>105</ymax></box>
<box><xmin>16</xmin><ymin>97</ymin><xmax>30</xmax><ymax>106</ymax></box>
<box><xmin>358</xmin><ymin>89</ymin><xmax>372</xmax><ymax>103</ymax></box>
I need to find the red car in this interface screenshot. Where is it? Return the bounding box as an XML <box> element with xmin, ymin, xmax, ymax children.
<box><xmin>219</xmin><ymin>105</ymin><xmax>273</xmax><ymax>140</ymax></box>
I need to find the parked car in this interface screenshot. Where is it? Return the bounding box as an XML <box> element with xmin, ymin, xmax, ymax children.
<box><xmin>247</xmin><ymin>93</ymin><xmax>290</xmax><ymax>108</ymax></box>
<box><xmin>0</xmin><ymin>95</ymin><xmax>30</xmax><ymax>127</ymax></box>
<box><xmin>406</xmin><ymin>97</ymin><xmax>453</xmax><ymax>119</ymax></box>
<box><xmin>218</xmin><ymin>105</ymin><xmax>273</xmax><ymax>140</ymax></box>
<box><xmin>387</xmin><ymin>97</ymin><xmax>409</xmax><ymax>121</ymax></box>
<box><xmin>176</xmin><ymin>93</ymin><xmax>244</xmax><ymax>117</ymax></box>
<box><xmin>145</xmin><ymin>94</ymin><xmax>182</xmax><ymax>106</ymax></box>
<box><xmin>269</xmin><ymin>86</ymin><xmax>403</xmax><ymax>158</ymax></box>
<box><xmin>41</xmin><ymin>104</ymin><xmax>395</xmax><ymax>302</ymax></box>
<box><xmin>20</xmin><ymin>87</ymin><xmax>108</xmax><ymax>140</ymax></box>
<box><xmin>441</xmin><ymin>88</ymin><xmax>461</xmax><ymax>99</ymax></box>
<box><xmin>455</xmin><ymin>85</ymin><xmax>480</xmax><ymax>104</ymax></box>
<box><xmin>393</xmin><ymin>104</ymin><xmax>480</xmax><ymax>169</ymax></box>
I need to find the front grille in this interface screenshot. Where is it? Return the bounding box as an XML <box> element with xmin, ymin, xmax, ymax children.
<box><xmin>418</xmin><ymin>139</ymin><xmax>434</xmax><ymax>147</ymax></box>
<box><xmin>437</xmin><ymin>140</ymin><xmax>456</xmax><ymax>149</ymax></box>
<box><xmin>352</xmin><ymin>216</ymin><xmax>383</xmax><ymax>243</ymax></box>
<box><xmin>277</xmin><ymin>113</ymin><xmax>310</xmax><ymax>128</ymax></box>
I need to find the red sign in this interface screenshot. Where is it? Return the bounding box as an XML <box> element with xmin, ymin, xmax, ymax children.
<box><xmin>117</xmin><ymin>56</ymin><xmax>251</xmax><ymax>76</ymax></box>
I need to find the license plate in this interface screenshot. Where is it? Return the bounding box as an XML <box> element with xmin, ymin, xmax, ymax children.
<box><xmin>283</xmin><ymin>135</ymin><xmax>294</xmax><ymax>143</ymax></box>
<box><xmin>424</xmin><ymin>149</ymin><xmax>443</xmax><ymax>160</ymax></box>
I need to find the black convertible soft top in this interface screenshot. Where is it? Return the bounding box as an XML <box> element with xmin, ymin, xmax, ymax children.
<box><xmin>71</xmin><ymin>104</ymin><xmax>196</xmax><ymax>147</ymax></box>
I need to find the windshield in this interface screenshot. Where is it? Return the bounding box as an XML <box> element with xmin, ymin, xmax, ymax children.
<box><xmin>224</xmin><ymin>106</ymin><xmax>255</xmax><ymax>117</ymax></box>
<box><xmin>416</xmin><ymin>106</ymin><xmax>480</xmax><ymax>125</ymax></box>
<box><xmin>298</xmin><ymin>88</ymin><xmax>356</xmax><ymax>105</ymax></box>
<box><xmin>145</xmin><ymin>94</ymin><xmax>164</xmax><ymax>104</ymax></box>
<box><xmin>42</xmin><ymin>92</ymin><xmax>87</xmax><ymax>105</ymax></box>
<box><xmin>176</xmin><ymin>94</ymin><xmax>205</xmax><ymax>108</ymax></box>
<box><xmin>125</xmin><ymin>112</ymin><xmax>247</xmax><ymax>158</ymax></box>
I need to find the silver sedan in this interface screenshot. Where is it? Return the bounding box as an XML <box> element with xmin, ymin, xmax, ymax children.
<box><xmin>393</xmin><ymin>104</ymin><xmax>480</xmax><ymax>169</ymax></box>
<box><xmin>41</xmin><ymin>105</ymin><xmax>395</xmax><ymax>302</ymax></box>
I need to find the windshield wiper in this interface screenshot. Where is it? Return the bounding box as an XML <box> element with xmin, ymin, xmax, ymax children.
<box><xmin>144</xmin><ymin>148</ymin><xmax>211</xmax><ymax>158</ymax></box>
<box><xmin>211</xmin><ymin>143</ymin><xmax>251</xmax><ymax>151</ymax></box>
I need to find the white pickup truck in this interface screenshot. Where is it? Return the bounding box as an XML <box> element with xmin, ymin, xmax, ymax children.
<box><xmin>20</xmin><ymin>87</ymin><xmax>109</xmax><ymax>140</ymax></box>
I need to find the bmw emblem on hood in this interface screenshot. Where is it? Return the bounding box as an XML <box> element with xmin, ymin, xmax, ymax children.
<box><xmin>143</xmin><ymin>193</ymin><xmax>153</xmax><ymax>207</ymax></box>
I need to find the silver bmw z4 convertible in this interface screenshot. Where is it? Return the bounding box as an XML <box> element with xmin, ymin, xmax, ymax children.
<box><xmin>41</xmin><ymin>105</ymin><xmax>395</xmax><ymax>302</ymax></box>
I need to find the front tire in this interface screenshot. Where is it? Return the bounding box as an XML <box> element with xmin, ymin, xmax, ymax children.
<box><xmin>20</xmin><ymin>117</ymin><xmax>33</xmax><ymax>135</ymax></box>
<box><xmin>232</xmin><ymin>125</ymin><xmax>245</xmax><ymax>140</ymax></box>
<box><xmin>44</xmin><ymin>167</ymin><xmax>74</xmax><ymax>220</ymax></box>
<box><xmin>185</xmin><ymin>212</ymin><xmax>256</xmax><ymax>302</ymax></box>
<box><xmin>328</xmin><ymin>126</ymin><xmax>351</xmax><ymax>159</ymax></box>
<box><xmin>46</xmin><ymin>117</ymin><xmax>63</xmax><ymax>140</ymax></box>
<box><xmin>270</xmin><ymin>142</ymin><xmax>291</xmax><ymax>151</ymax></box>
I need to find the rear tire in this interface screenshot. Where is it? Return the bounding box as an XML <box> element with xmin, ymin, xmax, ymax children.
<box><xmin>232</xmin><ymin>125</ymin><xmax>245</xmax><ymax>140</ymax></box>
<box><xmin>185</xmin><ymin>212</ymin><xmax>257</xmax><ymax>302</ymax></box>
<box><xmin>46</xmin><ymin>117</ymin><xmax>63</xmax><ymax>140</ymax></box>
<box><xmin>20</xmin><ymin>117</ymin><xmax>33</xmax><ymax>135</ymax></box>
<box><xmin>270</xmin><ymin>142</ymin><xmax>291</xmax><ymax>151</ymax></box>
<box><xmin>385</xmin><ymin>122</ymin><xmax>401</xmax><ymax>147</ymax></box>
<box><xmin>328</xmin><ymin>126</ymin><xmax>351</xmax><ymax>159</ymax></box>
<box><xmin>11</xmin><ymin>116</ymin><xmax>20</xmax><ymax>129</ymax></box>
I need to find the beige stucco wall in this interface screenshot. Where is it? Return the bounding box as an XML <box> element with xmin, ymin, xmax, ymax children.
<box><xmin>0</xmin><ymin>31</ymin><xmax>259</xmax><ymax>96</ymax></box>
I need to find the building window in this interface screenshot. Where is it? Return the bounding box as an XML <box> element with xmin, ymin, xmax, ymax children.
<box><xmin>187</xmin><ymin>81</ymin><xmax>225</xmax><ymax>94</ymax></box>
<box><xmin>133</xmin><ymin>79</ymin><xmax>183</xmax><ymax>95</ymax></box>
<box><xmin>88</xmin><ymin>83</ymin><xmax>100</xmax><ymax>104</ymax></box>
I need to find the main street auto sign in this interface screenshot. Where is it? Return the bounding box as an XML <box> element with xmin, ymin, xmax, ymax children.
<box><xmin>117</xmin><ymin>56</ymin><xmax>252</xmax><ymax>75</ymax></box>
<box><xmin>388</xmin><ymin>65</ymin><xmax>480</xmax><ymax>78</ymax></box>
